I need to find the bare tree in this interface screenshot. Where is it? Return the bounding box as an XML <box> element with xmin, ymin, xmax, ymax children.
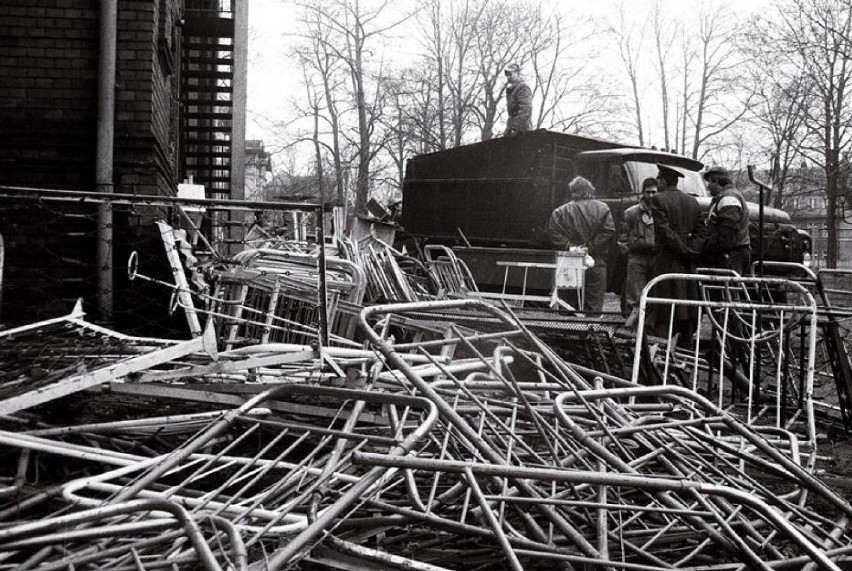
<box><xmin>376</xmin><ymin>73</ymin><xmax>422</xmax><ymax>191</ymax></box>
<box><xmin>741</xmin><ymin>24</ymin><xmax>812</xmax><ymax>209</ymax></box>
<box><xmin>405</xmin><ymin>0</ymin><xmax>614</xmax><ymax>145</ymax></box>
<box><xmin>407</xmin><ymin>66</ymin><xmax>443</xmax><ymax>153</ymax></box>
<box><xmin>414</xmin><ymin>0</ymin><xmax>489</xmax><ymax>147</ymax></box>
<box><xmin>471</xmin><ymin>0</ymin><xmax>533</xmax><ymax>140</ymax></box>
<box><xmin>447</xmin><ymin>0</ymin><xmax>487</xmax><ymax>146</ymax></box>
<box><xmin>527</xmin><ymin>10</ymin><xmax>617</xmax><ymax>134</ymax></box>
<box><xmin>474</xmin><ymin>1</ymin><xmax>615</xmax><ymax>140</ymax></box>
<box><xmin>418</xmin><ymin>0</ymin><xmax>449</xmax><ymax>149</ymax></box>
<box><xmin>651</xmin><ymin>1</ymin><xmax>678</xmax><ymax>150</ymax></box>
<box><xmin>306</xmin><ymin>74</ymin><xmax>328</xmax><ymax>216</ymax></box>
<box><xmin>608</xmin><ymin>3</ymin><xmax>647</xmax><ymax>145</ymax></box>
<box><xmin>295</xmin><ymin>0</ymin><xmax>415</xmax><ymax>224</ymax></box>
<box><xmin>687</xmin><ymin>5</ymin><xmax>750</xmax><ymax>160</ymax></box>
<box><xmin>768</xmin><ymin>0</ymin><xmax>852</xmax><ymax>266</ymax></box>
<box><xmin>676</xmin><ymin>38</ymin><xmax>696</xmax><ymax>155</ymax></box>
<box><xmin>294</xmin><ymin>8</ymin><xmax>348</xmax><ymax>210</ymax></box>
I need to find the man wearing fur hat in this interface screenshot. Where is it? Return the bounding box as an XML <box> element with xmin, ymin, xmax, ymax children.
<box><xmin>703</xmin><ymin>166</ymin><xmax>751</xmax><ymax>275</ymax></box>
<box><xmin>503</xmin><ymin>63</ymin><xmax>532</xmax><ymax>136</ymax></box>
<box><xmin>547</xmin><ymin>176</ymin><xmax>615</xmax><ymax>312</ymax></box>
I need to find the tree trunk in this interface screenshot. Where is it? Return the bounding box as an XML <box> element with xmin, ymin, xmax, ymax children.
<box><xmin>321</xmin><ymin>70</ymin><xmax>345</xmax><ymax>211</ymax></box>
<box><xmin>827</xmin><ymin>184</ymin><xmax>838</xmax><ymax>268</ymax></box>
<box><xmin>630</xmin><ymin>74</ymin><xmax>644</xmax><ymax>146</ymax></box>
<box><xmin>350</xmin><ymin>4</ymin><xmax>370</xmax><ymax>221</ymax></box>
<box><xmin>691</xmin><ymin>72</ymin><xmax>707</xmax><ymax>160</ymax></box>
<box><xmin>312</xmin><ymin>106</ymin><xmax>326</xmax><ymax>234</ymax></box>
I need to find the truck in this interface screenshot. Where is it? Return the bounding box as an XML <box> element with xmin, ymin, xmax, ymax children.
<box><xmin>401</xmin><ymin>129</ymin><xmax>810</xmax><ymax>296</ymax></box>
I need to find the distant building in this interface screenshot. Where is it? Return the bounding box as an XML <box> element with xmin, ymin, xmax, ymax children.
<box><xmin>265</xmin><ymin>173</ymin><xmax>321</xmax><ymax>241</ymax></box>
<box><xmin>244</xmin><ymin>140</ymin><xmax>272</xmax><ymax>202</ymax></box>
<box><xmin>0</xmin><ymin>0</ymin><xmax>249</xmax><ymax>333</ymax></box>
<box><xmin>269</xmin><ymin>173</ymin><xmax>320</xmax><ymax>202</ymax></box>
<box><xmin>744</xmin><ymin>166</ymin><xmax>852</xmax><ymax>268</ymax></box>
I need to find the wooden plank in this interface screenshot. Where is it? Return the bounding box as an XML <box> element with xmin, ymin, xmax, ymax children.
<box><xmin>0</xmin><ymin>325</ymin><xmax>217</xmax><ymax>415</ymax></box>
<box><xmin>107</xmin><ymin>383</ymin><xmax>388</xmax><ymax>426</ymax></box>
<box><xmin>157</xmin><ymin>222</ymin><xmax>203</xmax><ymax>336</ymax></box>
<box><xmin>137</xmin><ymin>349</ymin><xmax>316</xmax><ymax>382</ymax></box>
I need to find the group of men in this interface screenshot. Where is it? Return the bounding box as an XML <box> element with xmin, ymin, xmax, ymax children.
<box><xmin>505</xmin><ymin>61</ymin><xmax>752</xmax><ymax>329</ymax></box>
<box><xmin>547</xmin><ymin>164</ymin><xmax>751</xmax><ymax>333</ymax></box>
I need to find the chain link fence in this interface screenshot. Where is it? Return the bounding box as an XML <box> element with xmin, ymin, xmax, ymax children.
<box><xmin>803</xmin><ymin>224</ymin><xmax>852</xmax><ymax>269</ymax></box>
<box><xmin>0</xmin><ymin>186</ymin><xmax>323</xmax><ymax>339</ymax></box>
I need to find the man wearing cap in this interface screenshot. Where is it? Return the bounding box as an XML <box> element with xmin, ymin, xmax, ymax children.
<box><xmin>618</xmin><ymin>177</ymin><xmax>659</xmax><ymax>327</ymax></box>
<box><xmin>548</xmin><ymin>176</ymin><xmax>615</xmax><ymax>312</ymax></box>
<box><xmin>648</xmin><ymin>164</ymin><xmax>705</xmax><ymax>339</ymax></box>
<box><xmin>503</xmin><ymin>63</ymin><xmax>532</xmax><ymax>136</ymax></box>
<box><xmin>703</xmin><ymin>166</ymin><xmax>751</xmax><ymax>275</ymax></box>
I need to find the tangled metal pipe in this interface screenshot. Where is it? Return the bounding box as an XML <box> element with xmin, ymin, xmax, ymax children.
<box><xmin>0</xmin><ymin>498</ymin><xmax>229</xmax><ymax>571</ymax></box>
<box><xmin>359</xmin><ymin>299</ymin><xmax>606</xmax><ymax>562</ymax></box>
<box><xmin>2</xmin><ymin>280</ymin><xmax>852</xmax><ymax>570</ymax></box>
<box><xmin>352</xmin><ymin>452</ymin><xmax>841</xmax><ymax>571</ymax></box>
<box><xmin>555</xmin><ymin>385</ymin><xmax>852</xmax><ymax>519</ymax></box>
<box><xmin>239</xmin><ymin>386</ymin><xmax>439</xmax><ymax>569</ymax></box>
<box><xmin>632</xmin><ymin>272</ymin><xmax>820</xmax><ymax>449</ymax></box>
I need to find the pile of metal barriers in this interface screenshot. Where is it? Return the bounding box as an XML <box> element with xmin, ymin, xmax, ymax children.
<box><xmin>1</xmin><ymin>280</ymin><xmax>852</xmax><ymax>569</ymax></box>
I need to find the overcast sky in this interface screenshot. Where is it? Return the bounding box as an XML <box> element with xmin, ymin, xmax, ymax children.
<box><xmin>245</xmin><ymin>0</ymin><xmax>773</xmax><ymax>160</ymax></box>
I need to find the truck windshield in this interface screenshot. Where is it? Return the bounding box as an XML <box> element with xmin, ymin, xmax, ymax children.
<box><xmin>624</xmin><ymin>161</ymin><xmax>708</xmax><ymax>197</ymax></box>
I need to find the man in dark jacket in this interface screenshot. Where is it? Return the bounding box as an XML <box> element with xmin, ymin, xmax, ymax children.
<box><xmin>703</xmin><ymin>166</ymin><xmax>751</xmax><ymax>275</ymax></box>
<box><xmin>619</xmin><ymin>177</ymin><xmax>658</xmax><ymax>326</ymax></box>
<box><xmin>548</xmin><ymin>176</ymin><xmax>615</xmax><ymax>312</ymax></box>
<box><xmin>503</xmin><ymin>63</ymin><xmax>532</xmax><ymax>136</ymax></box>
<box><xmin>648</xmin><ymin>164</ymin><xmax>705</xmax><ymax>339</ymax></box>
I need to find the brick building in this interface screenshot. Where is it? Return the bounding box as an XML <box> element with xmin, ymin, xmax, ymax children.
<box><xmin>0</xmin><ymin>0</ymin><xmax>248</xmax><ymax>333</ymax></box>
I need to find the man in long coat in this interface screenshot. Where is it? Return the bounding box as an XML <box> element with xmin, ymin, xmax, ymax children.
<box><xmin>648</xmin><ymin>164</ymin><xmax>705</xmax><ymax>340</ymax></box>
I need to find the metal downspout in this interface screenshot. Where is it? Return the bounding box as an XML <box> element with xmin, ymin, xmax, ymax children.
<box><xmin>96</xmin><ymin>0</ymin><xmax>117</xmax><ymax>324</ymax></box>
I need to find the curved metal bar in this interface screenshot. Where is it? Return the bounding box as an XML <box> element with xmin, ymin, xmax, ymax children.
<box><xmin>202</xmin><ymin>514</ymin><xmax>248</xmax><ymax>571</ymax></box>
<box><xmin>464</xmin><ymin>466</ymin><xmax>525</xmax><ymax>571</ymax></box>
<box><xmin>107</xmin><ymin>384</ymin><xmax>432</xmax><ymax>504</ymax></box>
<box><xmin>554</xmin><ymin>386</ymin><xmax>852</xmax><ymax>520</ymax></box>
<box><xmin>0</xmin><ymin>498</ymin><xmax>224</xmax><ymax>571</ymax></box>
<box><xmin>358</xmin><ymin>299</ymin><xmax>605</xmax><ymax>561</ymax></box>
<box><xmin>353</xmin><ymin>451</ymin><xmax>841</xmax><ymax>571</ymax></box>
<box><xmin>631</xmin><ymin>273</ymin><xmax>819</xmax><ymax>447</ymax></box>
<box><xmin>260</xmin><ymin>386</ymin><xmax>439</xmax><ymax>569</ymax></box>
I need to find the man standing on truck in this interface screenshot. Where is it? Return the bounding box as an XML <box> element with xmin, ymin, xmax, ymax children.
<box><xmin>648</xmin><ymin>164</ymin><xmax>704</xmax><ymax>341</ymax></box>
<box><xmin>503</xmin><ymin>63</ymin><xmax>532</xmax><ymax>136</ymax></box>
<box><xmin>619</xmin><ymin>177</ymin><xmax>659</xmax><ymax>327</ymax></box>
<box><xmin>702</xmin><ymin>166</ymin><xmax>751</xmax><ymax>275</ymax></box>
<box><xmin>548</xmin><ymin>176</ymin><xmax>615</xmax><ymax>312</ymax></box>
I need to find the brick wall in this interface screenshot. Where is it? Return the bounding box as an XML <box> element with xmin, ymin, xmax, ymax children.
<box><xmin>0</xmin><ymin>0</ymin><xmax>188</xmax><ymax>332</ymax></box>
<box><xmin>0</xmin><ymin>0</ymin><xmax>183</xmax><ymax>195</ymax></box>
<box><xmin>0</xmin><ymin>0</ymin><xmax>100</xmax><ymax>189</ymax></box>
<box><xmin>114</xmin><ymin>0</ymin><xmax>182</xmax><ymax>199</ymax></box>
